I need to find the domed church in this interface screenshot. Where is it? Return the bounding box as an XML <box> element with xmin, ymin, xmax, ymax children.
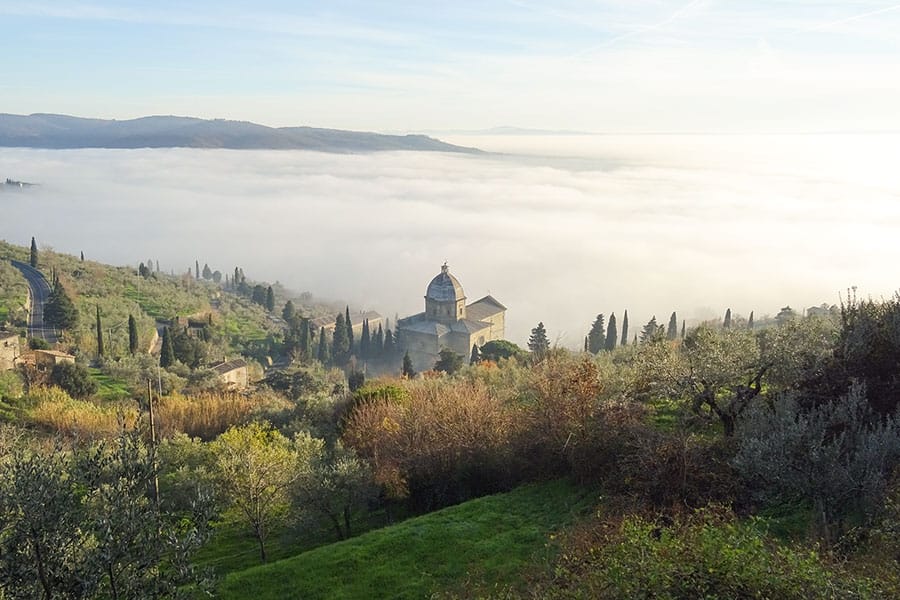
<box><xmin>397</xmin><ymin>263</ymin><xmax>506</xmax><ymax>372</ymax></box>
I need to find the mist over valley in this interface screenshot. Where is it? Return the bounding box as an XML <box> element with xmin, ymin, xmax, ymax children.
<box><xmin>3</xmin><ymin>132</ymin><xmax>898</xmax><ymax>345</ymax></box>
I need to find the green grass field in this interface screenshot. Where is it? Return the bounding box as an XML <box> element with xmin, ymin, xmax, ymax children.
<box><xmin>218</xmin><ymin>480</ymin><xmax>596</xmax><ymax>600</ymax></box>
<box><xmin>88</xmin><ymin>368</ymin><xmax>132</xmax><ymax>401</ymax></box>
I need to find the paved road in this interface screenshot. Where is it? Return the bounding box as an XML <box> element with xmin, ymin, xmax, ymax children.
<box><xmin>11</xmin><ymin>260</ymin><xmax>60</xmax><ymax>344</ymax></box>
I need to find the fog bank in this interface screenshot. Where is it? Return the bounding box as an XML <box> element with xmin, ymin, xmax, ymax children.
<box><xmin>2</xmin><ymin>133</ymin><xmax>898</xmax><ymax>346</ymax></box>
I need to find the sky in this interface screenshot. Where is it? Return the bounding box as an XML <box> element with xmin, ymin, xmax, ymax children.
<box><xmin>2</xmin><ymin>1</ymin><xmax>900</xmax><ymax>132</ymax></box>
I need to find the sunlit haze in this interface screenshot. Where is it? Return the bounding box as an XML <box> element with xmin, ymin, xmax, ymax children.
<box><xmin>3</xmin><ymin>133</ymin><xmax>898</xmax><ymax>345</ymax></box>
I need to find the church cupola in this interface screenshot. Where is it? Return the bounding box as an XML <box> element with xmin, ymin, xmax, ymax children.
<box><xmin>424</xmin><ymin>263</ymin><xmax>466</xmax><ymax>324</ymax></box>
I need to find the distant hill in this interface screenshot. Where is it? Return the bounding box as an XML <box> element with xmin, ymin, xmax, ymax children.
<box><xmin>0</xmin><ymin>113</ymin><xmax>482</xmax><ymax>153</ymax></box>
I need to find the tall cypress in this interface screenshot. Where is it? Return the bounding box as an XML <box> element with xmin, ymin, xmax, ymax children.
<box><xmin>384</xmin><ymin>329</ymin><xmax>394</xmax><ymax>355</ymax></box>
<box><xmin>317</xmin><ymin>327</ymin><xmax>329</xmax><ymax>364</ymax></box>
<box><xmin>681</xmin><ymin>320</ymin><xmax>686</xmax><ymax>339</ymax></box>
<box><xmin>29</xmin><ymin>237</ymin><xmax>38</xmax><ymax>268</ymax></box>
<box><xmin>667</xmin><ymin>312</ymin><xmax>678</xmax><ymax>340</ymax></box>
<box><xmin>128</xmin><ymin>314</ymin><xmax>139</xmax><ymax>355</ymax></box>
<box><xmin>160</xmin><ymin>327</ymin><xmax>175</xmax><ymax>367</ymax></box>
<box><xmin>402</xmin><ymin>351</ymin><xmax>416</xmax><ymax>378</ymax></box>
<box><xmin>265</xmin><ymin>286</ymin><xmax>275</xmax><ymax>312</ymax></box>
<box><xmin>345</xmin><ymin>306</ymin><xmax>354</xmax><ymax>354</ymax></box>
<box><xmin>470</xmin><ymin>344</ymin><xmax>480</xmax><ymax>364</ymax></box>
<box><xmin>332</xmin><ymin>313</ymin><xmax>349</xmax><ymax>362</ymax></box>
<box><xmin>195</xmin><ymin>260</ymin><xmax>200</xmax><ymax>280</ymax></box>
<box><xmin>747</xmin><ymin>311</ymin><xmax>755</xmax><ymax>329</ymax></box>
<box><xmin>374</xmin><ymin>323</ymin><xmax>384</xmax><ymax>356</ymax></box>
<box><xmin>360</xmin><ymin>319</ymin><xmax>371</xmax><ymax>359</ymax></box>
<box><xmin>587</xmin><ymin>314</ymin><xmax>605</xmax><ymax>354</ymax></box>
<box><xmin>96</xmin><ymin>306</ymin><xmax>104</xmax><ymax>357</ymax></box>
<box><xmin>724</xmin><ymin>308</ymin><xmax>732</xmax><ymax>329</ymax></box>
<box><xmin>605</xmin><ymin>313</ymin><xmax>618</xmax><ymax>351</ymax></box>
<box><xmin>621</xmin><ymin>310</ymin><xmax>629</xmax><ymax>347</ymax></box>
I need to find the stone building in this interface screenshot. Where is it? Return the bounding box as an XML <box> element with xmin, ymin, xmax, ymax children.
<box><xmin>0</xmin><ymin>332</ymin><xmax>20</xmax><ymax>371</ymax></box>
<box><xmin>397</xmin><ymin>264</ymin><xmax>506</xmax><ymax>372</ymax></box>
<box><xmin>210</xmin><ymin>358</ymin><xmax>249</xmax><ymax>390</ymax></box>
<box><xmin>33</xmin><ymin>349</ymin><xmax>76</xmax><ymax>370</ymax></box>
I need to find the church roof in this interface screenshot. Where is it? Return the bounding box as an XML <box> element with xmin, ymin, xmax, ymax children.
<box><xmin>401</xmin><ymin>319</ymin><xmax>450</xmax><ymax>336</ymax></box>
<box><xmin>425</xmin><ymin>263</ymin><xmax>465</xmax><ymax>303</ymax></box>
<box><xmin>450</xmin><ymin>319</ymin><xmax>492</xmax><ymax>335</ymax></box>
<box><xmin>466</xmin><ymin>295</ymin><xmax>506</xmax><ymax>321</ymax></box>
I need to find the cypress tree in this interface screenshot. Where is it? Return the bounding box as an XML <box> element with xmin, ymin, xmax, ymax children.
<box><xmin>640</xmin><ymin>316</ymin><xmax>661</xmax><ymax>344</ymax></box>
<box><xmin>587</xmin><ymin>314</ymin><xmax>605</xmax><ymax>354</ymax></box>
<box><xmin>128</xmin><ymin>314</ymin><xmax>139</xmax><ymax>355</ymax></box>
<box><xmin>160</xmin><ymin>327</ymin><xmax>175</xmax><ymax>367</ymax></box>
<box><xmin>667</xmin><ymin>312</ymin><xmax>678</xmax><ymax>340</ymax></box>
<box><xmin>317</xmin><ymin>327</ymin><xmax>329</xmax><ymax>364</ymax></box>
<box><xmin>233</xmin><ymin>267</ymin><xmax>240</xmax><ymax>290</ymax></box>
<box><xmin>265</xmin><ymin>286</ymin><xmax>275</xmax><ymax>312</ymax></box>
<box><xmin>605</xmin><ymin>313</ymin><xmax>618</xmax><ymax>351</ymax></box>
<box><xmin>681</xmin><ymin>319</ymin><xmax>686</xmax><ymax>339</ymax></box>
<box><xmin>384</xmin><ymin>329</ymin><xmax>394</xmax><ymax>355</ymax></box>
<box><xmin>528</xmin><ymin>322</ymin><xmax>550</xmax><ymax>361</ymax></box>
<box><xmin>29</xmin><ymin>237</ymin><xmax>38</xmax><ymax>268</ymax></box>
<box><xmin>584</xmin><ymin>337</ymin><xmax>588</xmax><ymax>353</ymax></box>
<box><xmin>747</xmin><ymin>311</ymin><xmax>754</xmax><ymax>329</ymax></box>
<box><xmin>282</xmin><ymin>300</ymin><xmax>296</xmax><ymax>323</ymax></box>
<box><xmin>360</xmin><ymin>319</ymin><xmax>371</xmax><ymax>359</ymax></box>
<box><xmin>345</xmin><ymin>306</ymin><xmax>354</xmax><ymax>354</ymax></box>
<box><xmin>621</xmin><ymin>310</ymin><xmax>629</xmax><ymax>347</ymax></box>
<box><xmin>723</xmin><ymin>308</ymin><xmax>732</xmax><ymax>328</ymax></box>
<box><xmin>470</xmin><ymin>343</ymin><xmax>480</xmax><ymax>364</ymax></box>
<box><xmin>195</xmin><ymin>260</ymin><xmax>200</xmax><ymax>280</ymax></box>
<box><xmin>80</xmin><ymin>251</ymin><xmax>84</xmax><ymax>262</ymax></box>
<box><xmin>95</xmin><ymin>306</ymin><xmax>104</xmax><ymax>357</ymax></box>
<box><xmin>374</xmin><ymin>323</ymin><xmax>384</xmax><ymax>356</ymax></box>
<box><xmin>251</xmin><ymin>285</ymin><xmax>266</xmax><ymax>306</ymax></box>
<box><xmin>332</xmin><ymin>313</ymin><xmax>349</xmax><ymax>362</ymax></box>
<box><xmin>45</xmin><ymin>282</ymin><xmax>78</xmax><ymax>330</ymax></box>
<box><xmin>202</xmin><ymin>263</ymin><xmax>212</xmax><ymax>280</ymax></box>
<box><xmin>402</xmin><ymin>351</ymin><xmax>416</xmax><ymax>378</ymax></box>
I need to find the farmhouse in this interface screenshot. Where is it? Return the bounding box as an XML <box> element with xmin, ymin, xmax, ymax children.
<box><xmin>211</xmin><ymin>358</ymin><xmax>249</xmax><ymax>389</ymax></box>
<box><xmin>397</xmin><ymin>263</ymin><xmax>506</xmax><ymax>373</ymax></box>
<box><xmin>0</xmin><ymin>332</ymin><xmax>20</xmax><ymax>370</ymax></box>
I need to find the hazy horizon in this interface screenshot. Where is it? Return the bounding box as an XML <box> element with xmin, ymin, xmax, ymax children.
<box><xmin>3</xmin><ymin>133</ymin><xmax>898</xmax><ymax>347</ymax></box>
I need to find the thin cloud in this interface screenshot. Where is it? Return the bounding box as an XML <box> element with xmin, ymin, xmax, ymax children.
<box><xmin>804</xmin><ymin>2</ymin><xmax>900</xmax><ymax>32</ymax></box>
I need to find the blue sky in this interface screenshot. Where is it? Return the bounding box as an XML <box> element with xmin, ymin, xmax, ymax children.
<box><xmin>1</xmin><ymin>1</ymin><xmax>899</xmax><ymax>131</ymax></box>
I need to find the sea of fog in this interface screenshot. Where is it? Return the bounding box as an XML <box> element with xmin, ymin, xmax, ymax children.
<box><xmin>2</xmin><ymin>133</ymin><xmax>899</xmax><ymax>347</ymax></box>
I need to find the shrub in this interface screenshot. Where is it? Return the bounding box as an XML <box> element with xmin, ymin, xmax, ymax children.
<box><xmin>536</xmin><ymin>507</ymin><xmax>882</xmax><ymax>599</ymax></box>
<box><xmin>49</xmin><ymin>362</ymin><xmax>98</xmax><ymax>399</ymax></box>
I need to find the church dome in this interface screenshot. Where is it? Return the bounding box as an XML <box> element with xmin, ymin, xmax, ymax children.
<box><xmin>426</xmin><ymin>263</ymin><xmax>465</xmax><ymax>302</ymax></box>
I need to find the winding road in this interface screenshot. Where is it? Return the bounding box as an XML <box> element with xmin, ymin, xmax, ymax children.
<box><xmin>11</xmin><ymin>260</ymin><xmax>60</xmax><ymax>344</ymax></box>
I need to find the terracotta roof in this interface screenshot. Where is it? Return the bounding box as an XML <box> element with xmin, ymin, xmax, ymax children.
<box><xmin>210</xmin><ymin>358</ymin><xmax>248</xmax><ymax>375</ymax></box>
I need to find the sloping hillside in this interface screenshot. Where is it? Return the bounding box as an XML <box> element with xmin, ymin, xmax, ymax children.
<box><xmin>218</xmin><ymin>480</ymin><xmax>595</xmax><ymax>599</ymax></box>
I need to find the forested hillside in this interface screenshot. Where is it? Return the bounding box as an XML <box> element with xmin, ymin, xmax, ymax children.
<box><xmin>3</xmin><ymin>239</ymin><xmax>900</xmax><ymax>598</ymax></box>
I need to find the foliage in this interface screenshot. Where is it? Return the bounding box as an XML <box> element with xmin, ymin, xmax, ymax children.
<box><xmin>212</xmin><ymin>422</ymin><xmax>306</xmax><ymax>562</ymax></box>
<box><xmin>479</xmin><ymin>339</ymin><xmax>525</xmax><ymax>362</ymax></box>
<box><xmin>0</xmin><ymin>430</ymin><xmax>213</xmax><ymax>599</ymax></box>
<box><xmin>434</xmin><ymin>347</ymin><xmax>464</xmax><ymax>375</ymax></box>
<box><xmin>535</xmin><ymin>507</ymin><xmax>881</xmax><ymax>599</ymax></box>
<box><xmin>45</xmin><ymin>280</ymin><xmax>79</xmax><ymax>330</ymax></box>
<box><xmin>50</xmin><ymin>361</ymin><xmax>99</xmax><ymax>399</ymax></box>
<box><xmin>528</xmin><ymin>322</ymin><xmax>550</xmax><ymax>361</ymax></box>
<box><xmin>604</xmin><ymin>313</ymin><xmax>617</xmax><ymax>351</ymax></box>
<box><xmin>587</xmin><ymin>314</ymin><xmax>605</xmax><ymax>354</ymax></box>
<box><xmin>401</xmin><ymin>351</ymin><xmax>415</xmax><ymax>378</ymax></box>
<box><xmin>733</xmin><ymin>385</ymin><xmax>900</xmax><ymax>539</ymax></box>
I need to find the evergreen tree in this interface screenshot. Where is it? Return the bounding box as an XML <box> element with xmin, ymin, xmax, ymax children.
<box><xmin>282</xmin><ymin>300</ymin><xmax>296</xmax><ymax>323</ymax></box>
<box><xmin>234</xmin><ymin>267</ymin><xmax>240</xmax><ymax>290</ymax></box>
<box><xmin>298</xmin><ymin>317</ymin><xmax>312</xmax><ymax>359</ymax></box>
<box><xmin>95</xmin><ymin>306</ymin><xmax>104</xmax><ymax>357</ymax></box>
<box><xmin>667</xmin><ymin>312</ymin><xmax>678</xmax><ymax>340</ymax></box>
<box><xmin>374</xmin><ymin>324</ymin><xmax>384</xmax><ymax>356</ymax></box>
<box><xmin>212</xmin><ymin>270</ymin><xmax>222</xmax><ymax>283</ymax></box>
<box><xmin>621</xmin><ymin>310</ymin><xmax>629</xmax><ymax>347</ymax></box>
<box><xmin>587</xmin><ymin>314</ymin><xmax>605</xmax><ymax>354</ymax></box>
<box><xmin>434</xmin><ymin>348</ymin><xmax>464</xmax><ymax>374</ymax></box>
<box><xmin>160</xmin><ymin>327</ymin><xmax>175</xmax><ymax>367</ymax></box>
<box><xmin>640</xmin><ymin>316</ymin><xmax>662</xmax><ymax>344</ymax></box>
<box><xmin>682</xmin><ymin>319</ymin><xmax>686</xmax><ymax>339</ymax></box>
<box><xmin>195</xmin><ymin>260</ymin><xmax>200</xmax><ymax>280</ymax></box>
<box><xmin>80</xmin><ymin>251</ymin><xmax>84</xmax><ymax>261</ymax></box>
<box><xmin>128</xmin><ymin>314</ymin><xmax>138</xmax><ymax>355</ymax></box>
<box><xmin>29</xmin><ymin>237</ymin><xmax>38</xmax><ymax>268</ymax></box>
<box><xmin>384</xmin><ymin>329</ymin><xmax>394</xmax><ymax>355</ymax></box>
<box><xmin>360</xmin><ymin>319</ymin><xmax>371</xmax><ymax>359</ymax></box>
<box><xmin>317</xmin><ymin>327</ymin><xmax>329</xmax><ymax>364</ymax></box>
<box><xmin>584</xmin><ymin>337</ymin><xmax>588</xmax><ymax>353</ymax></box>
<box><xmin>345</xmin><ymin>307</ymin><xmax>354</xmax><ymax>354</ymax></box>
<box><xmin>605</xmin><ymin>313</ymin><xmax>618</xmax><ymax>351</ymax></box>
<box><xmin>470</xmin><ymin>343</ymin><xmax>480</xmax><ymax>364</ymax></box>
<box><xmin>402</xmin><ymin>351</ymin><xmax>416</xmax><ymax>378</ymax></box>
<box><xmin>265</xmin><ymin>286</ymin><xmax>275</xmax><ymax>312</ymax></box>
<box><xmin>748</xmin><ymin>311</ymin><xmax>755</xmax><ymax>329</ymax></box>
<box><xmin>252</xmin><ymin>285</ymin><xmax>266</xmax><ymax>306</ymax></box>
<box><xmin>45</xmin><ymin>282</ymin><xmax>78</xmax><ymax>330</ymax></box>
<box><xmin>202</xmin><ymin>263</ymin><xmax>212</xmax><ymax>280</ymax></box>
<box><xmin>528</xmin><ymin>322</ymin><xmax>550</xmax><ymax>361</ymax></box>
<box><xmin>724</xmin><ymin>308</ymin><xmax>732</xmax><ymax>328</ymax></box>
<box><xmin>332</xmin><ymin>313</ymin><xmax>349</xmax><ymax>362</ymax></box>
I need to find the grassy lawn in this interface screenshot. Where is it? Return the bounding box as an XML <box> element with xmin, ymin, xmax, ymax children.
<box><xmin>218</xmin><ymin>480</ymin><xmax>596</xmax><ymax>600</ymax></box>
<box><xmin>89</xmin><ymin>368</ymin><xmax>132</xmax><ymax>401</ymax></box>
